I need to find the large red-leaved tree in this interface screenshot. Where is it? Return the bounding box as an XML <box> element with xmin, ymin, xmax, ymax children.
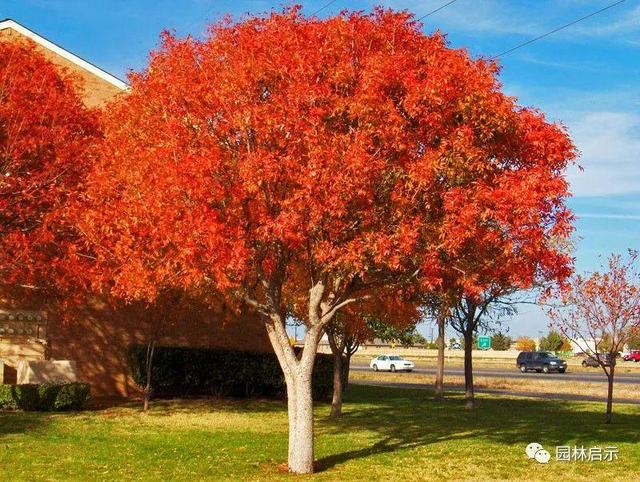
<box><xmin>0</xmin><ymin>39</ymin><xmax>100</xmax><ymax>308</ymax></box>
<box><xmin>78</xmin><ymin>8</ymin><xmax>575</xmax><ymax>473</ymax></box>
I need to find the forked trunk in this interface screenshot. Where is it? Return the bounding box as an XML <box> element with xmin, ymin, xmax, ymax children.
<box><xmin>330</xmin><ymin>351</ymin><xmax>344</xmax><ymax>418</ymax></box>
<box><xmin>463</xmin><ymin>330</ymin><xmax>474</xmax><ymax>409</ymax></box>
<box><xmin>434</xmin><ymin>316</ymin><xmax>445</xmax><ymax>401</ymax></box>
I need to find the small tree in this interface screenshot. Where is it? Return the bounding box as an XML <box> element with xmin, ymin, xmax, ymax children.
<box><xmin>516</xmin><ymin>337</ymin><xmax>537</xmax><ymax>352</ymax></box>
<box><xmin>365</xmin><ymin>317</ymin><xmax>424</xmax><ymax>347</ymax></box>
<box><xmin>539</xmin><ymin>330</ymin><xmax>569</xmax><ymax>352</ymax></box>
<box><xmin>491</xmin><ymin>332</ymin><xmax>513</xmax><ymax>351</ymax></box>
<box><xmin>548</xmin><ymin>252</ymin><xmax>640</xmax><ymax>424</ymax></box>
<box><xmin>449</xmin><ymin>291</ymin><xmax>518</xmax><ymax>408</ymax></box>
<box><xmin>326</xmin><ymin>310</ymin><xmax>373</xmax><ymax>418</ymax></box>
<box><xmin>627</xmin><ymin>330</ymin><xmax>640</xmax><ymax>350</ymax></box>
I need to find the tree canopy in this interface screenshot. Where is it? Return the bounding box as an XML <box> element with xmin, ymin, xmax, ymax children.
<box><xmin>0</xmin><ymin>39</ymin><xmax>99</xmax><ymax>306</ymax></box>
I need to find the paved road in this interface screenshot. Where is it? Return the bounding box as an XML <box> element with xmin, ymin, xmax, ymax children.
<box><xmin>350</xmin><ymin>363</ymin><xmax>640</xmax><ymax>384</ymax></box>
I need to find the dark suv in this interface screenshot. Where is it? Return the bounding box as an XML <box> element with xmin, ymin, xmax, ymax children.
<box><xmin>517</xmin><ymin>351</ymin><xmax>567</xmax><ymax>373</ymax></box>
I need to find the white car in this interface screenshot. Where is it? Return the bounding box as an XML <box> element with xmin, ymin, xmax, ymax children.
<box><xmin>370</xmin><ymin>355</ymin><xmax>415</xmax><ymax>372</ymax></box>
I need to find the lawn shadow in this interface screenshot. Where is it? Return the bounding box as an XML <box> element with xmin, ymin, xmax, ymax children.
<box><xmin>315</xmin><ymin>384</ymin><xmax>640</xmax><ymax>471</ymax></box>
<box><xmin>0</xmin><ymin>410</ymin><xmax>50</xmax><ymax>437</ymax></box>
<box><xmin>91</xmin><ymin>394</ymin><xmax>288</xmax><ymax>417</ymax></box>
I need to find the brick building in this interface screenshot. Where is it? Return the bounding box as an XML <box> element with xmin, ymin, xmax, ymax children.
<box><xmin>0</xmin><ymin>19</ymin><xmax>271</xmax><ymax>396</ymax></box>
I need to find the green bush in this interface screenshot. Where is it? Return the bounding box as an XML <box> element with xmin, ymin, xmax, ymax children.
<box><xmin>0</xmin><ymin>383</ymin><xmax>90</xmax><ymax>411</ymax></box>
<box><xmin>128</xmin><ymin>345</ymin><xmax>337</xmax><ymax>401</ymax></box>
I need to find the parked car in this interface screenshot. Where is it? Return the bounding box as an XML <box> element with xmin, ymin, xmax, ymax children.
<box><xmin>516</xmin><ymin>351</ymin><xmax>567</xmax><ymax>373</ymax></box>
<box><xmin>622</xmin><ymin>350</ymin><xmax>640</xmax><ymax>362</ymax></box>
<box><xmin>370</xmin><ymin>355</ymin><xmax>415</xmax><ymax>372</ymax></box>
<box><xmin>581</xmin><ymin>353</ymin><xmax>613</xmax><ymax>367</ymax></box>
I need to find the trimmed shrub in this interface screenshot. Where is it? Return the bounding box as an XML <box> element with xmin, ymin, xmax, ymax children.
<box><xmin>53</xmin><ymin>383</ymin><xmax>91</xmax><ymax>410</ymax></box>
<box><xmin>128</xmin><ymin>345</ymin><xmax>337</xmax><ymax>401</ymax></box>
<box><xmin>0</xmin><ymin>383</ymin><xmax>90</xmax><ymax>411</ymax></box>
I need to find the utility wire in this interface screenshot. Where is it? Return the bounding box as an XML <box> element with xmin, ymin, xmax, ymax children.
<box><xmin>417</xmin><ymin>0</ymin><xmax>460</xmax><ymax>22</ymax></box>
<box><xmin>491</xmin><ymin>0</ymin><xmax>627</xmax><ymax>59</ymax></box>
<box><xmin>311</xmin><ymin>0</ymin><xmax>339</xmax><ymax>17</ymax></box>
<box><xmin>310</xmin><ymin>0</ymin><xmax>457</xmax><ymax>21</ymax></box>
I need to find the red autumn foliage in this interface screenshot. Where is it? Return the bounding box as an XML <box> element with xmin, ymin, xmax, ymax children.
<box><xmin>548</xmin><ymin>251</ymin><xmax>640</xmax><ymax>423</ymax></box>
<box><xmin>78</xmin><ymin>7</ymin><xmax>575</xmax><ymax>473</ymax></box>
<box><xmin>0</xmin><ymin>40</ymin><xmax>100</xmax><ymax>305</ymax></box>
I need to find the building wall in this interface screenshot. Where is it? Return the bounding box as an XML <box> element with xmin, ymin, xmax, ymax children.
<box><xmin>46</xmin><ymin>299</ymin><xmax>271</xmax><ymax>397</ymax></box>
<box><xmin>0</xmin><ymin>25</ymin><xmax>124</xmax><ymax>107</ymax></box>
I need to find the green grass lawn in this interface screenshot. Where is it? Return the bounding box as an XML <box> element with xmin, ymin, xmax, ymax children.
<box><xmin>1</xmin><ymin>385</ymin><xmax>638</xmax><ymax>481</ymax></box>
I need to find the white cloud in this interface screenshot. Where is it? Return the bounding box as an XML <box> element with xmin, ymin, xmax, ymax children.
<box><xmin>572</xmin><ymin>4</ymin><xmax>640</xmax><ymax>36</ymax></box>
<box><xmin>577</xmin><ymin>213</ymin><xmax>640</xmax><ymax>220</ymax></box>
<box><xmin>565</xmin><ymin>111</ymin><xmax>640</xmax><ymax>197</ymax></box>
<box><xmin>386</xmin><ymin>0</ymin><xmax>638</xmax><ymax>42</ymax></box>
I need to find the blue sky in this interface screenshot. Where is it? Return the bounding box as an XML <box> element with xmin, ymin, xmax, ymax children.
<box><xmin>3</xmin><ymin>1</ymin><xmax>639</xmax><ymax>337</ymax></box>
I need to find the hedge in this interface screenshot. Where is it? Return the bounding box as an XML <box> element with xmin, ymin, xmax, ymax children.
<box><xmin>128</xmin><ymin>345</ymin><xmax>340</xmax><ymax>401</ymax></box>
<box><xmin>0</xmin><ymin>383</ymin><xmax>90</xmax><ymax>411</ymax></box>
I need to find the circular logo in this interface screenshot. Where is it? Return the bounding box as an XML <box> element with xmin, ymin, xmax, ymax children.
<box><xmin>526</xmin><ymin>443</ymin><xmax>543</xmax><ymax>459</ymax></box>
<box><xmin>534</xmin><ymin>449</ymin><xmax>551</xmax><ymax>464</ymax></box>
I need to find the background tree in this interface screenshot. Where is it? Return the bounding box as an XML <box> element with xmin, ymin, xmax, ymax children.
<box><xmin>491</xmin><ymin>332</ymin><xmax>513</xmax><ymax>351</ymax></box>
<box><xmin>539</xmin><ymin>330</ymin><xmax>569</xmax><ymax>352</ymax></box>
<box><xmin>365</xmin><ymin>317</ymin><xmax>424</xmax><ymax>347</ymax></box>
<box><xmin>515</xmin><ymin>337</ymin><xmax>537</xmax><ymax>352</ymax></box>
<box><xmin>627</xmin><ymin>330</ymin><xmax>640</xmax><ymax>350</ymax></box>
<box><xmin>449</xmin><ymin>291</ymin><xmax>519</xmax><ymax>408</ymax></box>
<box><xmin>548</xmin><ymin>251</ymin><xmax>640</xmax><ymax>424</ymax></box>
<box><xmin>424</xmin><ymin>291</ymin><xmax>457</xmax><ymax>400</ymax></box>
<box><xmin>0</xmin><ymin>39</ymin><xmax>99</xmax><ymax>308</ymax></box>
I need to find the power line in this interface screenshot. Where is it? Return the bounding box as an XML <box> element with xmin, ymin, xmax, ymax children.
<box><xmin>491</xmin><ymin>0</ymin><xmax>627</xmax><ymax>59</ymax></box>
<box><xmin>310</xmin><ymin>0</ymin><xmax>339</xmax><ymax>17</ymax></box>
<box><xmin>309</xmin><ymin>0</ymin><xmax>457</xmax><ymax>21</ymax></box>
<box><xmin>417</xmin><ymin>0</ymin><xmax>460</xmax><ymax>22</ymax></box>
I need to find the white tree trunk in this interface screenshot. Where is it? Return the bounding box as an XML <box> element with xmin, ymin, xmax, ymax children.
<box><xmin>265</xmin><ymin>320</ymin><xmax>319</xmax><ymax>474</ymax></box>
<box><xmin>286</xmin><ymin>373</ymin><xmax>315</xmax><ymax>473</ymax></box>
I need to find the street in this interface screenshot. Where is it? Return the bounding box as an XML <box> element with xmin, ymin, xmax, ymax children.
<box><xmin>350</xmin><ymin>362</ymin><xmax>640</xmax><ymax>385</ymax></box>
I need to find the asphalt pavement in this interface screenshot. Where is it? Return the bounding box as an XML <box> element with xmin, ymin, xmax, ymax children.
<box><xmin>350</xmin><ymin>362</ymin><xmax>640</xmax><ymax>384</ymax></box>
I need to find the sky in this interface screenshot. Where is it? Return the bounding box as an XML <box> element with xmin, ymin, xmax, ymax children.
<box><xmin>2</xmin><ymin>0</ymin><xmax>639</xmax><ymax>338</ymax></box>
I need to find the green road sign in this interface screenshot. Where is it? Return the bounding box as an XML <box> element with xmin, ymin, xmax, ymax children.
<box><xmin>478</xmin><ymin>336</ymin><xmax>491</xmax><ymax>350</ymax></box>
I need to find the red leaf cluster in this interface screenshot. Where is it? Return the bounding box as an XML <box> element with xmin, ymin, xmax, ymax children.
<box><xmin>0</xmin><ymin>40</ymin><xmax>100</xmax><ymax>305</ymax></box>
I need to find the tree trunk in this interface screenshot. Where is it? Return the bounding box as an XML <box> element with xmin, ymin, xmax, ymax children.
<box><xmin>143</xmin><ymin>339</ymin><xmax>156</xmax><ymax>412</ymax></box>
<box><xmin>344</xmin><ymin>352</ymin><xmax>352</xmax><ymax>387</ymax></box>
<box><xmin>434</xmin><ymin>316</ymin><xmax>445</xmax><ymax>401</ymax></box>
<box><xmin>284</xmin><ymin>367</ymin><xmax>315</xmax><ymax>473</ymax></box>
<box><xmin>265</xmin><ymin>320</ymin><xmax>320</xmax><ymax>474</ymax></box>
<box><xmin>605</xmin><ymin>363</ymin><xmax>615</xmax><ymax>424</ymax></box>
<box><xmin>463</xmin><ymin>329</ymin><xmax>474</xmax><ymax>409</ymax></box>
<box><xmin>330</xmin><ymin>351</ymin><xmax>343</xmax><ymax>418</ymax></box>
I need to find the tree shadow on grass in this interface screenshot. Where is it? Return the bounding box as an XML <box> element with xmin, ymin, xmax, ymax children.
<box><xmin>315</xmin><ymin>384</ymin><xmax>640</xmax><ymax>472</ymax></box>
<box><xmin>90</xmin><ymin>395</ymin><xmax>288</xmax><ymax>417</ymax></box>
<box><xmin>0</xmin><ymin>411</ymin><xmax>49</xmax><ymax>437</ymax></box>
